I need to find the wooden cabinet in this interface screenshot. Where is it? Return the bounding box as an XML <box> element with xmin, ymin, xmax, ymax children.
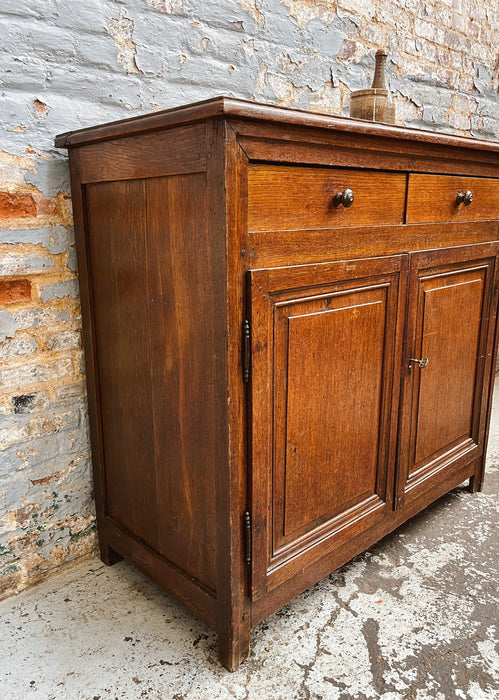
<box><xmin>56</xmin><ymin>98</ymin><xmax>499</xmax><ymax>670</ymax></box>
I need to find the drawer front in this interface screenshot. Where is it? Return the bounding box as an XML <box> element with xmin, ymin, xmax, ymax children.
<box><xmin>248</xmin><ymin>165</ymin><xmax>407</xmax><ymax>232</ymax></box>
<box><xmin>407</xmin><ymin>174</ymin><xmax>499</xmax><ymax>223</ymax></box>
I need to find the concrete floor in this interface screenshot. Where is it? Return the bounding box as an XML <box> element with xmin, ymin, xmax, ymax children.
<box><xmin>1</xmin><ymin>393</ymin><xmax>498</xmax><ymax>700</ymax></box>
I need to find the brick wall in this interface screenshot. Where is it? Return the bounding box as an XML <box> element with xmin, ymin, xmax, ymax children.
<box><xmin>1</xmin><ymin>0</ymin><xmax>498</xmax><ymax>599</ymax></box>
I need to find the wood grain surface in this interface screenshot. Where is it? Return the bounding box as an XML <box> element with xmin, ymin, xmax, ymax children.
<box><xmin>407</xmin><ymin>174</ymin><xmax>499</xmax><ymax>223</ymax></box>
<box><xmin>248</xmin><ymin>255</ymin><xmax>407</xmax><ymax>597</ymax></box>
<box><xmin>248</xmin><ymin>165</ymin><xmax>406</xmax><ymax>231</ymax></box>
<box><xmin>396</xmin><ymin>242</ymin><xmax>499</xmax><ymax>508</ymax></box>
<box><xmin>86</xmin><ymin>172</ymin><xmax>218</xmax><ymax>593</ymax></box>
<box><xmin>79</xmin><ymin>124</ymin><xmax>206</xmax><ymax>183</ymax></box>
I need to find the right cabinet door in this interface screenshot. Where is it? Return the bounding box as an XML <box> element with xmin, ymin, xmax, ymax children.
<box><xmin>396</xmin><ymin>242</ymin><xmax>499</xmax><ymax>508</ymax></box>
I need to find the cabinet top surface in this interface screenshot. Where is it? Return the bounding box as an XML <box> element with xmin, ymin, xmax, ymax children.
<box><xmin>55</xmin><ymin>95</ymin><xmax>499</xmax><ymax>155</ymax></box>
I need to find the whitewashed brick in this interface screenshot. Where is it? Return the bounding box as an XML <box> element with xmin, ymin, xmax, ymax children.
<box><xmin>0</xmin><ymin>0</ymin><xmax>497</xmax><ymax>602</ymax></box>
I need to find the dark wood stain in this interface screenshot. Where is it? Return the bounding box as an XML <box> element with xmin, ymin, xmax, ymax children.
<box><xmin>86</xmin><ymin>179</ymin><xmax>157</xmax><ymax>544</ymax></box>
<box><xmin>56</xmin><ymin>97</ymin><xmax>499</xmax><ymax>670</ymax></box>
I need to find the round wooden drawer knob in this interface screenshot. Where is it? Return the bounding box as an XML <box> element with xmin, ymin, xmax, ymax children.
<box><xmin>334</xmin><ymin>188</ymin><xmax>354</xmax><ymax>208</ymax></box>
<box><xmin>456</xmin><ymin>190</ymin><xmax>473</xmax><ymax>206</ymax></box>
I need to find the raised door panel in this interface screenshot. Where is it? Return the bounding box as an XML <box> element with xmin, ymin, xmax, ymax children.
<box><xmin>248</xmin><ymin>255</ymin><xmax>408</xmax><ymax>599</ymax></box>
<box><xmin>396</xmin><ymin>242</ymin><xmax>499</xmax><ymax>508</ymax></box>
<box><xmin>279</xmin><ymin>288</ymin><xmax>385</xmax><ymax>541</ymax></box>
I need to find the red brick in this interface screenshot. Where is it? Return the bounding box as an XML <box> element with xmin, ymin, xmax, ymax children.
<box><xmin>338</xmin><ymin>39</ymin><xmax>357</xmax><ymax>60</ymax></box>
<box><xmin>36</xmin><ymin>198</ymin><xmax>58</xmax><ymax>216</ymax></box>
<box><xmin>436</xmin><ymin>47</ymin><xmax>450</xmax><ymax>66</ymax></box>
<box><xmin>0</xmin><ymin>193</ymin><xmax>37</xmax><ymax>219</ymax></box>
<box><xmin>0</xmin><ymin>279</ymin><xmax>32</xmax><ymax>305</ymax></box>
<box><xmin>444</xmin><ymin>29</ymin><xmax>470</xmax><ymax>52</ymax></box>
<box><xmin>33</xmin><ymin>99</ymin><xmax>50</xmax><ymax>117</ymax></box>
<box><xmin>468</xmin><ymin>21</ymin><xmax>480</xmax><ymax>39</ymax></box>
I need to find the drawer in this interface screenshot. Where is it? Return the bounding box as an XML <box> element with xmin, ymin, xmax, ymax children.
<box><xmin>247</xmin><ymin>165</ymin><xmax>407</xmax><ymax>232</ymax></box>
<box><xmin>407</xmin><ymin>174</ymin><xmax>499</xmax><ymax>223</ymax></box>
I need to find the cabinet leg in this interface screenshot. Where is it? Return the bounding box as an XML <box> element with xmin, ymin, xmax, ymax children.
<box><xmin>469</xmin><ymin>456</ymin><xmax>485</xmax><ymax>494</ymax></box>
<box><xmin>217</xmin><ymin>625</ymin><xmax>251</xmax><ymax>672</ymax></box>
<box><xmin>468</xmin><ymin>474</ymin><xmax>483</xmax><ymax>494</ymax></box>
<box><xmin>99</xmin><ymin>542</ymin><xmax>123</xmax><ymax>566</ymax></box>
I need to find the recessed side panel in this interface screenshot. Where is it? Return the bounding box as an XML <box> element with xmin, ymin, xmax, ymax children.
<box><xmin>146</xmin><ymin>174</ymin><xmax>218</xmax><ymax>592</ymax></box>
<box><xmin>86</xmin><ymin>179</ymin><xmax>154</xmax><ymax>538</ymax></box>
<box><xmin>86</xmin><ymin>173</ymin><xmax>218</xmax><ymax>593</ymax></box>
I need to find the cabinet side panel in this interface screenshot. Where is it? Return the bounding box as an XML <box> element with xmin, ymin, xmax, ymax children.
<box><xmin>146</xmin><ymin>174</ymin><xmax>218</xmax><ymax>591</ymax></box>
<box><xmin>86</xmin><ymin>180</ymin><xmax>156</xmax><ymax>540</ymax></box>
<box><xmin>86</xmin><ymin>173</ymin><xmax>217</xmax><ymax>593</ymax></box>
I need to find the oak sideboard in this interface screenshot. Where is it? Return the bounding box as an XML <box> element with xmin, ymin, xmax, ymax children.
<box><xmin>56</xmin><ymin>97</ymin><xmax>499</xmax><ymax>670</ymax></box>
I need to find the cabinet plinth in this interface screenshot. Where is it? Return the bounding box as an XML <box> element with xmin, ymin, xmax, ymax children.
<box><xmin>56</xmin><ymin>97</ymin><xmax>499</xmax><ymax>670</ymax></box>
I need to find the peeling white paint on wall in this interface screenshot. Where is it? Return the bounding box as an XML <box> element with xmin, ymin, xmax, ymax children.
<box><xmin>0</xmin><ymin>0</ymin><xmax>498</xmax><ymax>600</ymax></box>
<box><xmin>147</xmin><ymin>0</ymin><xmax>183</xmax><ymax>13</ymax></box>
<box><xmin>107</xmin><ymin>9</ymin><xmax>142</xmax><ymax>75</ymax></box>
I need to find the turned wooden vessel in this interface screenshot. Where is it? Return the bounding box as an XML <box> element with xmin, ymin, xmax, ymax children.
<box><xmin>350</xmin><ymin>50</ymin><xmax>395</xmax><ymax>123</ymax></box>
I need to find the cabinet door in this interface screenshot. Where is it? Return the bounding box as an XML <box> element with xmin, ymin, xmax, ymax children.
<box><xmin>248</xmin><ymin>255</ymin><xmax>407</xmax><ymax>599</ymax></box>
<box><xmin>396</xmin><ymin>242</ymin><xmax>499</xmax><ymax>509</ymax></box>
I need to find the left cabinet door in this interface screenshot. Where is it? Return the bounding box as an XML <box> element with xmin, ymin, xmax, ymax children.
<box><xmin>248</xmin><ymin>255</ymin><xmax>408</xmax><ymax>599</ymax></box>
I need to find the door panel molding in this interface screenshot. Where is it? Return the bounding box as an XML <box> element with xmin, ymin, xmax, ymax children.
<box><xmin>395</xmin><ymin>242</ymin><xmax>499</xmax><ymax>508</ymax></box>
<box><xmin>248</xmin><ymin>255</ymin><xmax>408</xmax><ymax>599</ymax></box>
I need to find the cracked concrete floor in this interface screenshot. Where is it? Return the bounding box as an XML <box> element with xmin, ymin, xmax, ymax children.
<box><xmin>1</xmin><ymin>390</ymin><xmax>498</xmax><ymax>700</ymax></box>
